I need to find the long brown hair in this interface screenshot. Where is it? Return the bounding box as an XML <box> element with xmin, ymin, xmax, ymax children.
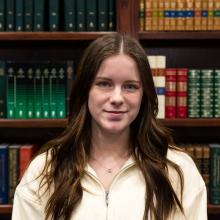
<box><xmin>37</xmin><ymin>33</ymin><xmax>184</xmax><ymax>220</ymax></box>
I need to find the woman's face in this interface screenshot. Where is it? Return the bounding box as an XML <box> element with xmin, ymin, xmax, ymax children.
<box><xmin>88</xmin><ymin>54</ymin><xmax>143</xmax><ymax>135</ymax></box>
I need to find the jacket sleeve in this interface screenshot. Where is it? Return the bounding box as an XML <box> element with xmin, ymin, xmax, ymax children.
<box><xmin>12</xmin><ymin>189</ymin><xmax>44</xmax><ymax>220</ymax></box>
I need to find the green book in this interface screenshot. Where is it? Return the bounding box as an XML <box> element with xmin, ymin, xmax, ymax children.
<box><xmin>0</xmin><ymin>61</ymin><xmax>6</xmax><ymax>118</ymax></box>
<box><xmin>49</xmin><ymin>0</ymin><xmax>59</xmax><ymax>31</ymax></box>
<box><xmin>26</xmin><ymin>65</ymin><xmax>34</xmax><ymax>118</ymax></box>
<box><xmin>16</xmin><ymin>0</ymin><xmax>23</xmax><ymax>31</ymax></box>
<box><xmin>49</xmin><ymin>64</ymin><xmax>57</xmax><ymax>118</ymax></box>
<box><xmin>15</xmin><ymin>63</ymin><xmax>27</xmax><ymax>118</ymax></box>
<box><xmin>6</xmin><ymin>61</ymin><xmax>16</xmax><ymax>118</ymax></box>
<box><xmin>34</xmin><ymin>0</ymin><xmax>45</xmax><ymax>31</ymax></box>
<box><xmin>76</xmin><ymin>0</ymin><xmax>85</xmax><ymax>31</ymax></box>
<box><xmin>86</xmin><ymin>0</ymin><xmax>97</xmax><ymax>31</ymax></box>
<box><xmin>97</xmin><ymin>0</ymin><xmax>108</xmax><ymax>31</ymax></box>
<box><xmin>56</xmin><ymin>62</ymin><xmax>66</xmax><ymax>118</ymax></box>
<box><xmin>0</xmin><ymin>0</ymin><xmax>5</xmax><ymax>31</ymax></box>
<box><xmin>64</xmin><ymin>0</ymin><xmax>76</xmax><ymax>31</ymax></box>
<box><xmin>34</xmin><ymin>64</ymin><xmax>43</xmax><ymax>118</ymax></box>
<box><xmin>209</xmin><ymin>143</ymin><xmax>220</xmax><ymax>205</ymax></box>
<box><xmin>42</xmin><ymin>62</ymin><xmax>50</xmax><ymax>118</ymax></box>
<box><xmin>108</xmin><ymin>0</ymin><xmax>116</xmax><ymax>31</ymax></box>
<box><xmin>24</xmin><ymin>0</ymin><xmax>33</xmax><ymax>31</ymax></box>
<box><xmin>6</xmin><ymin>0</ymin><xmax>15</xmax><ymax>31</ymax></box>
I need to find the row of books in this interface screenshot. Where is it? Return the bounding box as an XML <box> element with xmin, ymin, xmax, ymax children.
<box><xmin>0</xmin><ymin>0</ymin><xmax>116</xmax><ymax>32</ymax></box>
<box><xmin>139</xmin><ymin>0</ymin><xmax>220</xmax><ymax>31</ymax></box>
<box><xmin>0</xmin><ymin>143</ymin><xmax>37</xmax><ymax>204</ymax></box>
<box><xmin>0</xmin><ymin>60</ymin><xmax>74</xmax><ymax>119</ymax></box>
<box><xmin>182</xmin><ymin>143</ymin><xmax>220</xmax><ymax>205</ymax></box>
<box><xmin>148</xmin><ymin>55</ymin><xmax>220</xmax><ymax>119</ymax></box>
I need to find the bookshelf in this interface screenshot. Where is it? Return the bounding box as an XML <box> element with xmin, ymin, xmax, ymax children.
<box><xmin>0</xmin><ymin>0</ymin><xmax>220</xmax><ymax>219</ymax></box>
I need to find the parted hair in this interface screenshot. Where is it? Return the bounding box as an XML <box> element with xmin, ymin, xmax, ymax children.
<box><xmin>37</xmin><ymin>33</ymin><xmax>184</xmax><ymax>220</ymax></box>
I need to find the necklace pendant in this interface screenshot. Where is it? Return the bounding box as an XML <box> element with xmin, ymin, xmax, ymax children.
<box><xmin>107</xmin><ymin>169</ymin><xmax>112</xmax><ymax>173</ymax></box>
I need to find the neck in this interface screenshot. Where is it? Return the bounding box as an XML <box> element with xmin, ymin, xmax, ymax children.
<box><xmin>90</xmin><ymin>128</ymin><xmax>130</xmax><ymax>160</ymax></box>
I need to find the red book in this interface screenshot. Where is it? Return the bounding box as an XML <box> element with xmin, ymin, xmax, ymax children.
<box><xmin>19</xmin><ymin>144</ymin><xmax>37</xmax><ymax>180</ymax></box>
<box><xmin>165</xmin><ymin>68</ymin><xmax>176</xmax><ymax>118</ymax></box>
<box><xmin>177</xmin><ymin>68</ymin><xmax>188</xmax><ymax>118</ymax></box>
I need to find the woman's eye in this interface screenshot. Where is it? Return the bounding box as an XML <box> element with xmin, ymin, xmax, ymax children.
<box><xmin>96</xmin><ymin>81</ymin><xmax>111</xmax><ymax>88</ymax></box>
<box><xmin>124</xmin><ymin>84</ymin><xmax>138</xmax><ymax>91</ymax></box>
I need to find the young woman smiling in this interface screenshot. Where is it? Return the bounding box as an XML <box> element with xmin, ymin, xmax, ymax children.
<box><xmin>12</xmin><ymin>33</ymin><xmax>207</xmax><ymax>220</ymax></box>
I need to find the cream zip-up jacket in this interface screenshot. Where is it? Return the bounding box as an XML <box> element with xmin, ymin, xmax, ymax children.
<box><xmin>12</xmin><ymin>149</ymin><xmax>207</xmax><ymax>220</ymax></box>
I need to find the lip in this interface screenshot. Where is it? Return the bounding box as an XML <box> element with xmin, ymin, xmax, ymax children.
<box><xmin>104</xmin><ymin>110</ymin><xmax>128</xmax><ymax>114</ymax></box>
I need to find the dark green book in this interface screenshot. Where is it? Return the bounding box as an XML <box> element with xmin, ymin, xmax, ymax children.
<box><xmin>49</xmin><ymin>0</ymin><xmax>59</xmax><ymax>31</ymax></box>
<box><xmin>34</xmin><ymin>0</ymin><xmax>45</xmax><ymax>31</ymax></box>
<box><xmin>34</xmin><ymin>64</ymin><xmax>43</xmax><ymax>118</ymax></box>
<box><xmin>0</xmin><ymin>0</ymin><xmax>5</xmax><ymax>31</ymax></box>
<box><xmin>26</xmin><ymin>64</ymin><xmax>34</xmax><ymax>118</ymax></box>
<box><xmin>86</xmin><ymin>0</ymin><xmax>97</xmax><ymax>31</ymax></box>
<box><xmin>24</xmin><ymin>0</ymin><xmax>33</xmax><ymax>31</ymax></box>
<box><xmin>15</xmin><ymin>62</ymin><xmax>27</xmax><ymax>118</ymax></box>
<box><xmin>76</xmin><ymin>0</ymin><xmax>85</xmax><ymax>31</ymax></box>
<box><xmin>6</xmin><ymin>0</ymin><xmax>15</xmax><ymax>31</ymax></box>
<box><xmin>64</xmin><ymin>0</ymin><xmax>76</xmax><ymax>31</ymax></box>
<box><xmin>49</xmin><ymin>64</ymin><xmax>57</xmax><ymax>118</ymax></box>
<box><xmin>56</xmin><ymin>62</ymin><xmax>66</xmax><ymax>118</ymax></box>
<box><xmin>108</xmin><ymin>0</ymin><xmax>115</xmax><ymax>31</ymax></box>
<box><xmin>0</xmin><ymin>61</ymin><xmax>6</xmax><ymax>118</ymax></box>
<box><xmin>16</xmin><ymin>0</ymin><xmax>23</xmax><ymax>31</ymax></box>
<box><xmin>210</xmin><ymin>143</ymin><xmax>220</xmax><ymax>205</ymax></box>
<box><xmin>42</xmin><ymin>62</ymin><xmax>50</xmax><ymax>118</ymax></box>
<box><xmin>6</xmin><ymin>61</ymin><xmax>16</xmax><ymax>118</ymax></box>
<box><xmin>97</xmin><ymin>0</ymin><xmax>108</xmax><ymax>31</ymax></box>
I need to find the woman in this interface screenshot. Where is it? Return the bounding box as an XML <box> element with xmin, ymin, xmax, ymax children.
<box><xmin>12</xmin><ymin>33</ymin><xmax>207</xmax><ymax>220</ymax></box>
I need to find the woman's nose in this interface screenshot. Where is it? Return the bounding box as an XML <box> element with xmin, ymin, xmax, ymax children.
<box><xmin>110</xmin><ymin>87</ymin><xmax>124</xmax><ymax>105</ymax></box>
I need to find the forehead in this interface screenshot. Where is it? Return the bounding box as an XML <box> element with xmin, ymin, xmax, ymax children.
<box><xmin>96</xmin><ymin>54</ymin><xmax>140</xmax><ymax>80</ymax></box>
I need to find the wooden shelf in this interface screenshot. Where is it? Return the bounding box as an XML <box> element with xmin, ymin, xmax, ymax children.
<box><xmin>0</xmin><ymin>32</ymin><xmax>115</xmax><ymax>41</ymax></box>
<box><xmin>0</xmin><ymin>204</ymin><xmax>220</xmax><ymax>215</ymax></box>
<box><xmin>138</xmin><ymin>31</ymin><xmax>220</xmax><ymax>40</ymax></box>
<box><xmin>0</xmin><ymin>119</ymin><xmax>68</xmax><ymax>128</ymax></box>
<box><xmin>160</xmin><ymin>119</ymin><xmax>220</xmax><ymax>127</ymax></box>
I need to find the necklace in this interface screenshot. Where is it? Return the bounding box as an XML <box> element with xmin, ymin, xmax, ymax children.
<box><xmin>90</xmin><ymin>155</ymin><xmax>129</xmax><ymax>174</ymax></box>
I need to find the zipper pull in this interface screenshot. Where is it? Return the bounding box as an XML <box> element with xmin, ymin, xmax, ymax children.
<box><xmin>105</xmin><ymin>191</ymin><xmax>109</xmax><ymax>207</ymax></box>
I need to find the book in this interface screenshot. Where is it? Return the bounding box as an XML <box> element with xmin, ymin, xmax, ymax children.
<box><xmin>76</xmin><ymin>0</ymin><xmax>85</xmax><ymax>31</ymax></box>
<box><xmin>26</xmin><ymin>65</ymin><xmax>34</xmax><ymax>118</ymax></box>
<box><xmin>64</xmin><ymin>0</ymin><xmax>76</xmax><ymax>31</ymax></box>
<box><xmin>34</xmin><ymin>0</ymin><xmax>45</xmax><ymax>31</ymax></box>
<box><xmin>0</xmin><ymin>144</ymin><xmax>9</xmax><ymax>204</ymax></box>
<box><xmin>49</xmin><ymin>65</ymin><xmax>57</xmax><ymax>118</ymax></box>
<box><xmin>6</xmin><ymin>0</ymin><xmax>15</xmax><ymax>31</ymax></box>
<box><xmin>139</xmin><ymin>0</ymin><xmax>145</xmax><ymax>31</ymax></box>
<box><xmin>98</xmin><ymin>0</ymin><xmax>108</xmax><ymax>31</ymax></box>
<box><xmin>16</xmin><ymin>0</ymin><xmax>24</xmax><ymax>31</ymax></box>
<box><xmin>49</xmin><ymin>0</ymin><xmax>59</xmax><ymax>31</ymax></box>
<box><xmin>0</xmin><ymin>0</ymin><xmax>5</xmax><ymax>31</ymax></box>
<box><xmin>0</xmin><ymin>61</ymin><xmax>6</xmax><ymax>118</ymax></box>
<box><xmin>24</xmin><ymin>0</ymin><xmax>33</xmax><ymax>31</ymax></box>
<box><xmin>108</xmin><ymin>0</ymin><xmax>115</xmax><ymax>31</ymax></box>
<box><xmin>86</xmin><ymin>0</ymin><xmax>97</xmax><ymax>31</ymax></box>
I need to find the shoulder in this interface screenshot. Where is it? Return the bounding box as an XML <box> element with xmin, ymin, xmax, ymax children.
<box><xmin>15</xmin><ymin>152</ymin><xmax>50</xmax><ymax>204</ymax></box>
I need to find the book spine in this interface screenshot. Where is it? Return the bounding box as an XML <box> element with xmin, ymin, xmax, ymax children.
<box><xmin>6</xmin><ymin>0</ymin><xmax>15</xmax><ymax>31</ymax></box>
<box><xmin>0</xmin><ymin>61</ymin><xmax>6</xmax><ymax>118</ymax></box>
<box><xmin>208</xmin><ymin>0</ymin><xmax>214</xmax><ymax>30</ymax></box>
<box><xmin>0</xmin><ymin>145</ymin><xmax>8</xmax><ymax>204</ymax></box>
<box><xmin>177</xmin><ymin>68</ymin><xmax>188</xmax><ymax>118</ymax></box>
<box><xmin>145</xmin><ymin>0</ymin><xmax>153</xmax><ymax>31</ymax></box>
<box><xmin>76</xmin><ymin>0</ymin><xmax>85</xmax><ymax>31</ymax></box>
<box><xmin>188</xmin><ymin>69</ymin><xmax>201</xmax><ymax>118</ymax></box>
<box><xmin>6</xmin><ymin>61</ymin><xmax>16</xmax><ymax>119</ymax></box>
<box><xmin>164</xmin><ymin>0</ymin><xmax>171</xmax><ymax>30</ymax></box>
<box><xmin>195</xmin><ymin>0</ymin><xmax>202</xmax><ymax>30</ymax></box>
<box><xmin>86</xmin><ymin>0</ymin><xmax>97</xmax><ymax>31</ymax></box>
<box><xmin>210</xmin><ymin>143</ymin><xmax>220</xmax><ymax>205</ymax></box>
<box><xmin>152</xmin><ymin>0</ymin><xmax>158</xmax><ymax>30</ymax></box>
<box><xmin>34</xmin><ymin>0</ymin><xmax>45</xmax><ymax>31</ymax></box>
<box><xmin>26</xmin><ymin>65</ymin><xmax>34</xmax><ymax>118</ymax></box>
<box><xmin>176</xmin><ymin>0</ymin><xmax>185</xmax><ymax>31</ymax></box>
<box><xmin>49</xmin><ymin>0</ymin><xmax>59</xmax><ymax>31</ymax></box>
<box><xmin>56</xmin><ymin>62</ymin><xmax>66</xmax><ymax>118</ymax></box>
<box><xmin>50</xmin><ymin>64</ymin><xmax>57</xmax><ymax>118</ymax></box>
<box><xmin>194</xmin><ymin>145</ymin><xmax>203</xmax><ymax>174</ymax></box>
<box><xmin>200</xmin><ymin>69</ymin><xmax>214</xmax><ymax>118</ymax></box>
<box><xmin>0</xmin><ymin>0</ymin><xmax>5</xmax><ymax>31</ymax></box>
<box><xmin>108</xmin><ymin>0</ymin><xmax>116</xmax><ymax>31</ymax></box>
<box><xmin>98</xmin><ymin>0</ymin><xmax>108</xmax><ymax>31</ymax></box>
<box><xmin>165</xmin><ymin>68</ymin><xmax>177</xmax><ymax>118</ymax></box>
<box><xmin>8</xmin><ymin>145</ymin><xmax>20</xmax><ymax>204</ymax></box>
<box><xmin>185</xmin><ymin>0</ymin><xmax>194</xmax><ymax>30</ymax></box>
<box><xmin>139</xmin><ymin>0</ymin><xmax>145</xmax><ymax>31</ymax></box>
<box><xmin>214</xmin><ymin>69</ymin><xmax>220</xmax><ymax>117</ymax></box>
<box><xmin>214</xmin><ymin>0</ymin><xmax>220</xmax><ymax>30</ymax></box>
<box><xmin>42</xmin><ymin>62</ymin><xmax>50</xmax><ymax>118</ymax></box>
<box><xmin>201</xmin><ymin>0</ymin><xmax>208</xmax><ymax>30</ymax></box>
<box><xmin>16</xmin><ymin>0</ymin><xmax>24</xmax><ymax>31</ymax></box>
<box><xmin>158</xmin><ymin>0</ymin><xmax>164</xmax><ymax>30</ymax></box>
<box><xmin>64</xmin><ymin>0</ymin><xmax>76</xmax><ymax>31</ymax></box>
<box><xmin>24</xmin><ymin>0</ymin><xmax>33</xmax><ymax>31</ymax></box>
<box><xmin>170</xmin><ymin>0</ymin><xmax>177</xmax><ymax>31</ymax></box>
<box><xmin>15</xmin><ymin>63</ymin><xmax>27</xmax><ymax>118</ymax></box>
